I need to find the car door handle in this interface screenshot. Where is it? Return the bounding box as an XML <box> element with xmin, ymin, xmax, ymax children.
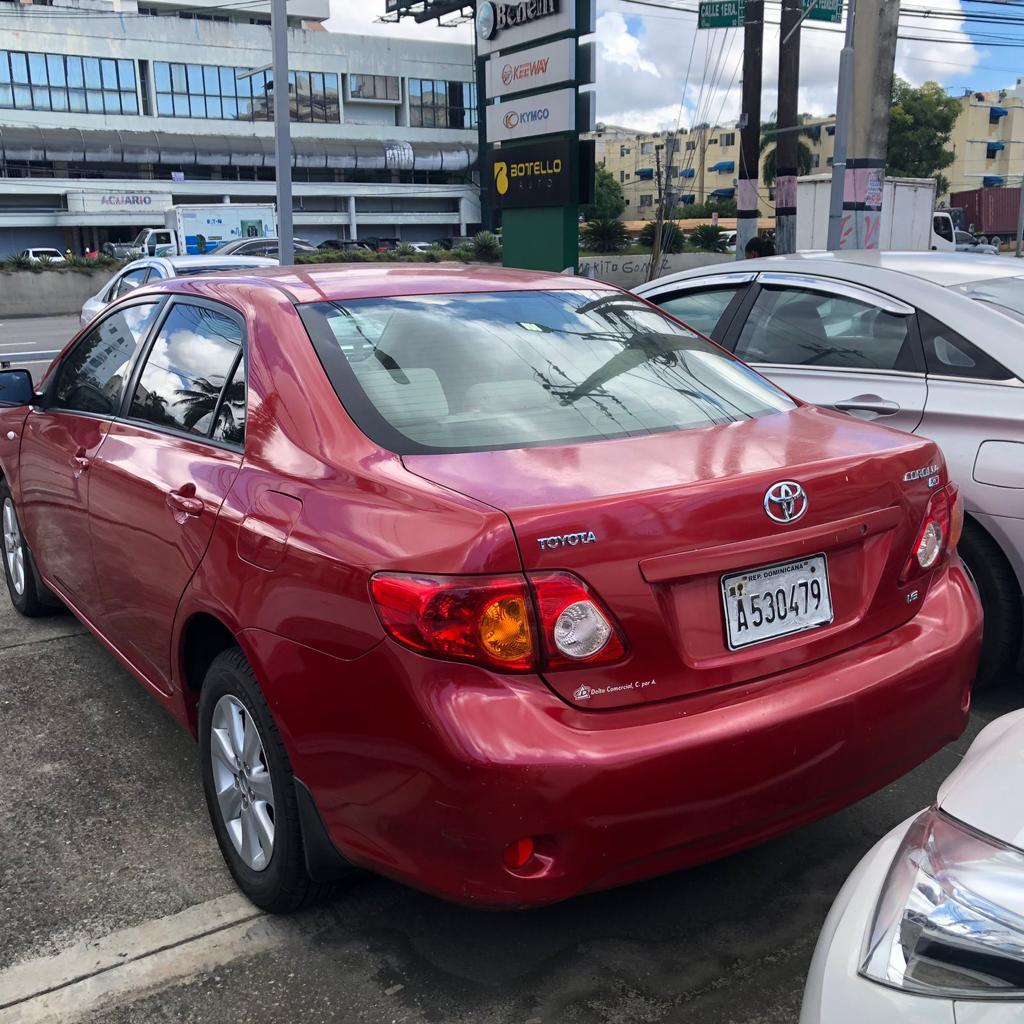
<box><xmin>70</xmin><ymin>453</ymin><xmax>90</xmax><ymax>473</ymax></box>
<box><xmin>833</xmin><ymin>395</ymin><xmax>901</xmax><ymax>416</ymax></box>
<box><xmin>166</xmin><ymin>489</ymin><xmax>204</xmax><ymax>518</ymax></box>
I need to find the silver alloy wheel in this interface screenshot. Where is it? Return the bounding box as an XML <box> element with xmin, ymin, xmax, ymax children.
<box><xmin>3</xmin><ymin>497</ymin><xmax>25</xmax><ymax>596</ymax></box>
<box><xmin>210</xmin><ymin>694</ymin><xmax>275</xmax><ymax>872</ymax></box>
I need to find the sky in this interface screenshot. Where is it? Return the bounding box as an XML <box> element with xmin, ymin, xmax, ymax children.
<box><xmin>327</xmin><ymin>0</ymin><xmax>1024</xmax><ymax>133</ymax></box>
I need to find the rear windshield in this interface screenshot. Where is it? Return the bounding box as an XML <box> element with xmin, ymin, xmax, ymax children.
<box><xmin>175</xmin><ymin>263</ymin><xmax>266</xmax><ymax>277</ymax></box>
<box><xmin>298</xmin><ymin>290</ymin><xmax>794</xmax><ymax>454</ymax></box>
<box><xmin>954</xmin><ymin>276</ymin><xmax>1024</xmax><ymax>319</ymax></box>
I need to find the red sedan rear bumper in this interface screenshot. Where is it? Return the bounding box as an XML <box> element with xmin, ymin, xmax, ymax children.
<box><xmin>246</xmin><ymin>561</ymin><xmax>980</xmax><ymax>909</ymax></box>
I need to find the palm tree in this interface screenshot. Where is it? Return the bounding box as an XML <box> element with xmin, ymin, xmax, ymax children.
<box><xmin>759</xmin><ymin>118</ymin><xmax>821</xmax><ymax>186</ymax></box>
<box><xmin>689</xmin><ymin>224</ymin><xmax>729</xmax><ymax>253</ymax></box>
<box><xmin>580</xmin><ymin>218</ymin><xmax>630</xmax><ymax>254</ymax></box>
<box><xmin>174</xmin><ymin>377</ymin><xmax>224</xmax><ymax>431</ymax></box>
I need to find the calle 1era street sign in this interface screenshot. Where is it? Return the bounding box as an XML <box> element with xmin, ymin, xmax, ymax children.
<box><xmin>698</xmin><ymin>0</ymin><xmax>841</xmax><ymax>27</ymax></box>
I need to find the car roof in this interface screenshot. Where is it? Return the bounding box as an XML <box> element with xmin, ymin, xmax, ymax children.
<box><xmin>148</xmin><ymin>263</ymin><xmax>616</xmax><ymax>303</ymax></box>
<box><xmin>163</xmin><ymin>255</ymin><xmax>278</xmax><ymax>270</ymax></box>
<box><xmin>636</xmin><ymin>250</ymin><xmax>1024</xmax><ymax>293</ymax></box>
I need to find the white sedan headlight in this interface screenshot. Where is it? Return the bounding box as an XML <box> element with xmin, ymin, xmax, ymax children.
<box><xmin>861</xmin><ymin>809</ymin><xmax>1024</xmax><ymax>997</ymax></box>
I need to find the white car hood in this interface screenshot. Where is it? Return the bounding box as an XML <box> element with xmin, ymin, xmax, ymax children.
<box><xmin>937</xmin><ymin>708</ymin><xmax>1024</xmax><ymax>850</ymax></box>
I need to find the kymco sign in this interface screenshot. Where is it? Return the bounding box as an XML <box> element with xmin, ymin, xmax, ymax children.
<box><xmin>486</xmin><ymin>38</ymin><xmax>575</xmax><ymax>99</ymax></box>
<box><xmin>486</xmin><ymin>87</ymin><xmax>575</xmax><ymax>143</ymax></box>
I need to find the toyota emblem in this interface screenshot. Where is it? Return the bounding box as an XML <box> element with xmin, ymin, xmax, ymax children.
<box><xmin>764</xmin><ymin>481</ymin><xmax>808</xmax><ymax>524</ymax></box>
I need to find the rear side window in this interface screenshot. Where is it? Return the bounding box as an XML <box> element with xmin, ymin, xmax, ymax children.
<box><xmin>114</xmin><ymin>267</ymin><xmax>149</xmax><ymax>299</ymax></box>
<box><xmin>128</xmin><ymin>302</ymin><xmax>243</xmax><ymax>437</ymax></box>
<box><xmin>53</xmin><ymin>302</ymin><xmax>161</xmax><ymax>415</ymax></box>
<box><xmin>918</xmin><ymin>311</ymin><xmax>1013</xmax><ymax>381</ymax></box>
<box><xmin>735</xmin><ymin>287</ymin><xmax>916</xmax><ymax>371</ymax></box>
<box><xmin>210</xmin><ymin>351</ymin><xmax>246</xmax><ymax>446</ymax></box>
<box><xmin>652</xmin><ymin>285</ymin><xmax>743</xmax><ymax>338</ymax></box>
<box><xmin>298</xmin><ymin>290</ymin><xmax>794</xmax><ymax>455</ymax></box>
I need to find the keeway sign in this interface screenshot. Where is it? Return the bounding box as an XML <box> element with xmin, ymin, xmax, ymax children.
<box><xmin>486</xmin><ymin>87</ymin><xmax>575</xmax><ymax>142</ymax></box>
<box><xmin>476</xmin><ymin>0</ymin><xmax>582</xmax><ymax>56</ymax></box>
<box><xmin>486</xmin><ymin>38</ymin><xmax>575</xmax><ymax>99</ymax></box>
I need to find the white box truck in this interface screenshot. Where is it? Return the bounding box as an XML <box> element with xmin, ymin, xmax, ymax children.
<box><xmin>129</xmin><ymin>203</ymin><xmax>277</xmax><ymax>257</ymax></box>
<box><xmin>796</xmin><ymin>174</ymin><xmax>955</xmax><ymax>252</ymax></box>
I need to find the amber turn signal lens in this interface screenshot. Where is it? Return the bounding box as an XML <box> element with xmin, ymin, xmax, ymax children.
<box><xmin>478</xmin><ymin>596</ymin><xmax>533</xmax><ymax>663</ymax></box>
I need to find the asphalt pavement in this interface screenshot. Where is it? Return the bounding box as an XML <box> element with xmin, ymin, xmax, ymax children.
<box><xmin>0</xmin><ymin>314</ymin><xmax>80</xmax><ymax>381</ymax></box>
<box><xmin>1</xmin><ymin>590</ymin><xmax>1021</xmax><ymax>1024</ymax></box>
<box><xmin>2</xmin><ymin>312</ymin><xmax>1023</xmax><ymax>1023</ymax></box>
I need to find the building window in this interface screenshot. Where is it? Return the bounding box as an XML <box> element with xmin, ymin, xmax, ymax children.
<box><xmin>620</xmin><ymin>170</ymin><xmax>626</xmax><ymax>182</ymax></box>
<box><xmin>619</xmin><ymin>144</ymin><xmax>631</xmax><ymax>156</ymax></box>
<box><xmin>639</xmin><ymin>194</ymin><xmax>653</xmax><ymax>208</ymax></box>
<box><xmin>719</xmin><ymin>131</ymin><xmax>736</xmax><ymax>146</ymax></box>
<box><xmin>154</xmin><ymin>62</ymin><xmax>339</xmax><ymax>122</ymax></box>
<box><xmin>640</xmin><ymin>142</ymin><xmax>653</xmax><ymax>155</ymax></box>
<box><xmin>685</xmin><ymin>140</ymin><xmax>696</xmax><ymax>151</ymax></box>
<box><xmin>409</xmin><ymin>79</ymin><xmax>477</xmax><ymax>129</ymax></box>
<box><xmin>0</xmin><ymin>50</ymin><xmax>138</xmax><ymax>115</ymax></box>
<box><xmin>812</xmin><ymin>153</ymin><xmax>820</xmax><ymax>168</ymax></box>
<box><xmin>348</xmin><ymin>74</ymin><xmax>400</xmax><ymax>102</ymax></box>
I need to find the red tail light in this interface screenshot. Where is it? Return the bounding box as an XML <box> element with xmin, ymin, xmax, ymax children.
<box><xmin>370</xmin><ymin>571</ymin><xmax>626</xmax><ymax>673</ymax></box>
<box><xmin>370</xmin><ymin>573</ymin><xmax>535</xmax><ymax>672</ymax></box>
<box><xmin>901</xmin><ymin>483</ymin><xmax>961</xmax><ymax>584</ymax></box>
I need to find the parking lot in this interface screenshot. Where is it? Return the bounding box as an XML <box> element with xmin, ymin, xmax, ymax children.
<box><xmin>1</xmin><ymin>312</ymin><xmax>1021</xmax><ymax>1024</ymax></box>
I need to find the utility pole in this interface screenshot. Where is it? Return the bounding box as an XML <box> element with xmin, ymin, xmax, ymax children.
<box><xmin>648</xmin><ymin>146</ymin><xmax>666</xmax><ymax>282</ymax></box>
<box><xmin>736</xmin><ymin>0</ymin><xmax>764</xmax><ymax>260</ymax></box>
<box><xmin>833</xmin><ymin>0</ymin><xmax>898</xmax><ymax>249</ymax></box>
<box><xmin>775</xmin><ymin>0</ymin><xmax>802</xmax><ymax>254</ymax></box>
<box><xmin>1016</xmin><ymin>174</ymin><xmax>1024</xmax><ymax>257</ymax></box>
<box><xmin>272</xmin><ymin>0</ymin><xmax>294</xmax><ymax>265</ymax></box>
<box><xmin>826</xmin><ymin>0</ymin><xmax>855</xmax><ymax>249</ymax></box>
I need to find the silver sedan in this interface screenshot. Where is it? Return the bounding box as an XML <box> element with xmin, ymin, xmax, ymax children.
<box><xmin>80</xmin><ymin>254</ymin><xmax>276</xmax><ymax>326</ymax></box>
<box><xmin>635</xmin><ymin>251</ymin><xmax>1024</xmax><ymax>687</ymax></box>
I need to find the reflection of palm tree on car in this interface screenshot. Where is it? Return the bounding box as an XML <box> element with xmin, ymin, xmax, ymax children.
<box><xmin>174</xmin><ymin>377</ymin><xmax>223</xmax><ymax>431</ymax></box>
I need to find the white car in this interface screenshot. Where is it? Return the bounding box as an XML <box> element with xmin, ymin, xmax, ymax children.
<box><xmin>80</xmin><ymin>254</ymin><xmax>276</xmax><ymax>326</ymax></box>
<box><xmin>802</xmin><ymin>709</ymin><xmax>1024</xmax><ymax>1023</ymax></box>
<box><xmin>955</xmin><ymin>230</ymin><xmax>1000</xmax><ymax>256</ymax></box>
<box><xmin>20</xmin><ymin>247</ymin><xmax>66</xmax><ymax>264</ymax></box>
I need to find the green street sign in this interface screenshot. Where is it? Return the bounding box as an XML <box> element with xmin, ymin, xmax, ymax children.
<box><xmin>698</xmin><ymin>0</ymin><xmax>840</xmax><ymax>27</ymax></box>
<box><xmin>804</xmin><ymin>0</ymin><xmax>843</xmax><ymax>21</ymax></box>
<box><xmin>698</xmin><ymin>0</ymin><xmax>745</xmax><ymax>28</ymax></box>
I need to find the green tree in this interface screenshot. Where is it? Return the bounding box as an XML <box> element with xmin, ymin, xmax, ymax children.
<box><xmin>580</xmin><ymin>218</ymin><xmax>630</xmax><ymax>253</ymax></box>
<box><xmin>639</xmin><ymin>220</ymin><xmax>685</xmax><ymax>253</ymax></box>
<box><xmin>887</xmin><ymin>78</ymin><xmax>959</xmax><ymax>196</ymax></box>
<box><xmin>760</xmin><ymin>117</ymin><xmax>820</xmax><ymax>186</ymax></box>
<box><xmin>581</xmin><ymin>165</ymin><xmax>627</xmax><ymax>220</ymax></box>
<box><xmin>689</xmin><ymin>224</ymin><xmax>729</xmax><ymax>252</ymax></box>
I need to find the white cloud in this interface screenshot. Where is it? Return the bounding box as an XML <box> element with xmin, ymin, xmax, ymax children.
<box><xmin>326</xmin><ymin>0</ymin><xmax>981</xmax><ymax>133</ymax></box>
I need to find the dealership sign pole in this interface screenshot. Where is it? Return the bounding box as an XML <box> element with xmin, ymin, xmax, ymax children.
<box><xmin>478</xmin><ymin>0</ymin><xmax>597</xmax><ymax>272</ymax></box>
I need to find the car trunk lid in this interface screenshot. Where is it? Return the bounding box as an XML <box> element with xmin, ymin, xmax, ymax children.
<box><xmin>403</xmin><ymin>405</ymin><xmax>946</xmax><ymax>709</ymax></box>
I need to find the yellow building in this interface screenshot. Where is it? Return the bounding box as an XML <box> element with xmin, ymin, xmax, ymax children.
<box><xmin>593</xmin><ymin>117</ymin><xmax>836</xmax><ymax>220</ymax></box>
<box><xmin>945</xmin><ymin>88</ymin><xmax>1024</xmax><ymax>197</ymax></box>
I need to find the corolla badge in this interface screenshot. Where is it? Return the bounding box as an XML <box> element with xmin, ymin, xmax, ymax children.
<box><xmin>764</xmin><ymin>481</ymin><xmax>808</xmax><ymax>524</ymax></box>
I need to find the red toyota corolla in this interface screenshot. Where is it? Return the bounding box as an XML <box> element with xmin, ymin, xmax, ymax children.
<box><xmin>0</xmin><ymin>266</ymin><xmax>981</xmax><ymax>913</ymax></box>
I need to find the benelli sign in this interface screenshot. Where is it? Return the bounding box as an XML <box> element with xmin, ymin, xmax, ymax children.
<box><xmin>486</xmin><ymin>38</ymin><xmax>575</xmax><ymax>98</ymax></box>
<box><xmin>476</xmin><ymin>0</ymin><xmax>579</xmax><ymax>56</ymax></box>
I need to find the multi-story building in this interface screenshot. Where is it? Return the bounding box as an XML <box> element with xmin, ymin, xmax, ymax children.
<box><xmin>0</xmin><ymin>0</ymin><xmax>481</xmax><ymax>254</ymax></box>
<box><xmin>595</xmin><ymin>117</ymin><xmax>837</xmax><ymax>221</ymax></box>
<box><xmin>945</xmin><ymin>88</ymin><xmax>1024</xmax><ymax>197</ymax></box>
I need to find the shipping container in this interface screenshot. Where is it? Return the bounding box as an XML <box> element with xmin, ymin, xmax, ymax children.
<box><xmin>950</xmin><ymin>187</ymin><xmax>1020</xmax><ymax>239</ymax></box>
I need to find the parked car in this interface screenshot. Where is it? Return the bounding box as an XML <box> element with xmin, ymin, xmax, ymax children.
<box><xmin>316</xmin><ymin>240</ymin><xmax>373</xmax><ymax>253</ymax></box>
<box><xmin>802</xmin><ymin>708</ymin><xmax>1024</xmax><ymax>1023</ymax></box>
<box><xmin>954</xmin><ymin>230</ymin><xmax>999</xmax><ymax>256</ymax></box>
<box><xmin>18</xmin><ymin>248</ymin><xmax>66</xmax><ymax>264</ymax></box>
<box><xmin>208</xmin><ymin>237</ymin><xmax>315</xmax><ymax>258</ymax></box>
<box><xmin>1</xmin><ymin>265</ymin><xmax>981</xmax><ymax>914</ymax></box>
<box><xmin>635</xmin><ymin>251</ymin><xmax>1024</xmax><ymax>687</ymax></box>
<box><xmin>102</xmin><ymin>241</ymin><xmax>137</xmax><ymax>260</ymax></box>
<box><xmin>80</xmin><ymin>255</ymin><xmax>276</xmax><ymax>326</ymax></box>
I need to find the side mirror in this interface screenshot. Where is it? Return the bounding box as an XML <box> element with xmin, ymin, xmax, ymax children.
<box><xmin>0</xmin><ymin>369</ymin><xmax>34</xmax><ymax>406</ymax></box>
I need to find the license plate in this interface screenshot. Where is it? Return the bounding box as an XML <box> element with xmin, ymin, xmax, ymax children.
<box><xmin>721</xmin><ymin>554</ymin><xmax>833</xmax><ymax>650</ymax></box>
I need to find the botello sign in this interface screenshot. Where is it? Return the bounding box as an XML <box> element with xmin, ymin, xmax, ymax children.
<box><xmin>489</xmin><ymin>138</ymin><xmax>575</xmax><ymax>209</ymax></box>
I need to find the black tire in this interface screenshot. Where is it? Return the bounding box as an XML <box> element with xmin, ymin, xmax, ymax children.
<box><xmin>959</xmin><ymin>519</ymin><xmax>1022</xmax><ymax>689</ymax></box>
<box><xmin>1</xmin><ymin>480</ymin><xmax>57</xmax><ymax>617</ymax></box>
<box><xmin>198</xmin><ymin>648</ymin><xmax>337</xmax><ymax>913</ymax></box>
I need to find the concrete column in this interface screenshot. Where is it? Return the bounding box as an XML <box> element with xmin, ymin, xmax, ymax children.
<box><xmin>347</xmin><ymin>195</ymin><xmax>357</xmax><ymax>240</ymax></box>
<box><xmin>736</xmin><ymin>0</ymin><xmax>764</xmax><ymax>259</ymax></box>
<box><xmin>774</xmin><ymin>0</ymin><xmax>802</xmax><ymax>254</ymax></box>
<box><xmin>840</xmin><ymin>0</ymin><xmax>899</xmax><ymax>249</ymax></box>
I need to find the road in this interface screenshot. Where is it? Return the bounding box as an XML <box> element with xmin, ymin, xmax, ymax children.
<box><xmin>0</xmin><ymin>591</ymin><xmax>1020</xmax><ymax>1024</ymax></box>
<box><xmin>0</xmin><ymin>314</ymin><xmax>79</xmax><ymax>381</ymax></box>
